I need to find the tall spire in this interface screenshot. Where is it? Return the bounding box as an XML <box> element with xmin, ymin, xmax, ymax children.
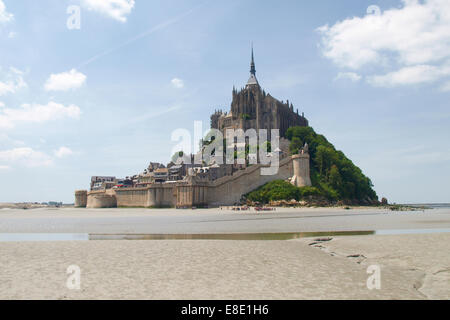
<box><xmin>250</xmin><ymin>44</ymin><xmax>256</xmax><ymax>76</ymax></box>
<box><xmin>247</xmin><ymin>44</ymin><xmax>259</xmax><ymax>87</ymax></box>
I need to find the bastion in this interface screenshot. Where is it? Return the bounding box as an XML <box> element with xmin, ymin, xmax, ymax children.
<box><xmin>86</xmin><ymin>190</ymin><xmax>117</xmax><ymax>209</ymax></box>
<box><xmin>74</xmin><ymin>190</ymin><xmax>87</xmax><ymax>208</ymax></box>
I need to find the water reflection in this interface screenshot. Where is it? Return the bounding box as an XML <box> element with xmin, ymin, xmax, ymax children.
<box><xmin>0</xmin><ymin>228</ymin><xmax>449</xmax><ymax>242</ymax></box>
<box><xmin>90</xmin><ymin>231</ymin><xmax>375</xmax><ymax>241</ymax></box>
<box><xmin>0</xmin><ymin>233</ymin><xmax>89</xmax><ymax>242</ymax></box>
<box><xmin>375</xmin><ymin>228</ymin><xmax>450</xmax><ymax>235</ymax></box>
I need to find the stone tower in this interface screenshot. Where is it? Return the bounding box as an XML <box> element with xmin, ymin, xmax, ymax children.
<box><xmin>291</xmin><ymin>143</ymin><xmax>312</xmax><ymax>187</ymax></box>
<box><xmin>74</xmin><ymin>190</ymin><xmax>88</xmax><ymax>208</ymax></box>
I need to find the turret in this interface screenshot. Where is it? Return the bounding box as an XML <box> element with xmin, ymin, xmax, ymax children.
<box><xmin>74</xmin><ymin>190</ymin><xmax>88</xmax><ymax>208</ymax></box>
<box><xmin>291</xmin><ymin>143</ymin><xmax>312</xmax><ymax>187</ymax></box>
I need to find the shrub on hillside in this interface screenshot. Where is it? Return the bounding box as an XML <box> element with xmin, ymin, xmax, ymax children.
<box><xmin>245</xmin><ymin>180</ymin><xmax>326</xmax><ymax>204</ymax></box>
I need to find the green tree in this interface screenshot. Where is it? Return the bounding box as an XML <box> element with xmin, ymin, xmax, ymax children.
<box><xmin>328</xmin><ymin>165</ymin><xmax>343</xmax><ymax>195</ymax></box>
<box><xmin>289</xmin><ymin>137</ymin><xmax>303</xmax><ymax>154</ymax></box>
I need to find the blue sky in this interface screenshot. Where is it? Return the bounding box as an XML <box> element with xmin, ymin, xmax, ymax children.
<box><xmin>0</xmin><ymin>0</ymin><xmax>449</xmax><ymax>203</ymax></box>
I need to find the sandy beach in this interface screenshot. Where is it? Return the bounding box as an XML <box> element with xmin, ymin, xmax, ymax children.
<box><xmin>0</xmin><ymin>234</ymin><xmax>448</xmax><ymax>300</ymax></box>
<box><xmin>0</xmin><ymin>207</ymin><xmax>449</xmax><ymax>300</ymax></box>
<box><xmin>0</xmin><ymin>235</ymin><xmax>449</xmax><ymax>299</ymax></box>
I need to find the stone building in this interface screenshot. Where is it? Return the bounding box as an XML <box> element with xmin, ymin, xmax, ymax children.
<box><xmin>90</xmin><ymin>176</ymin><xmax>116</xmax><ymax>191</ymax></box>
<box><xmin>211</xmin><ymin>48</ymin><xmax>308</xmax><ymax>138</ymax></box>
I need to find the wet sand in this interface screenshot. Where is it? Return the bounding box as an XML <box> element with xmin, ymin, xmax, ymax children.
<box><xmin>0</xmin><ymin>233</ymin><xmax>449</xmax><ymax>300</ymax></box>
<box><xmin>1</xmin><ymin>207</ymin><xmax>450</xmax><ymax>234</ymax></box>
<box><xmin>1</xmin><ymin>207</ymin><xmax>449</xmax><ymax>299</ymax></box>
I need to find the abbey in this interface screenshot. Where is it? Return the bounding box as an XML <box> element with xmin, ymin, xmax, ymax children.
<box><xmin>75</xmin><ymin>49</ymin><xmax>312</xmax><ymax>209</ymax></box>
<box><xmin>211</xmin><ymin>48</ymin><xmax>308</xmax><ymax>138</ymax></box>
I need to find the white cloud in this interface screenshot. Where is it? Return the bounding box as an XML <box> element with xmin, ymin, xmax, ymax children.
<box><xmin>0</xmin><ymin>0</ymin><xmax>13</xmax><ymax>24</ymax></box>
<box><xmin>54</xmin><ymin>146</ymin><xmax>73</xmax><ymax>158</ymax></box>
<box><xmin>0</xmin><ymin>145</ymin><xmax>75</xmax><ymax>169</ymax></box>
<box><xmin>0</xmin><ymin>67</ymin><xmax>27</xmax><ymax>96</ymax></box>
<box><xmin>368</xmin><ymin>64</ymin><xmax>450</xmax><ymax>87</ymax></box>
<box><xmin>44</xmin><ymin>69</ymin><xmax>86</xmax><ymax>92</ymax></box>
<box><xmin>0</xmin><ymin>147</ymin><xmax>53</xmax><ymax>167</ymax></box>
<box><xmin>0</xmin><ymin>101</ymin><xmax>81</xmax><ymax>130</ymax></box>
<box><xmin>171</xmin><ymin>78</ymin><xmax>184</xmax><ymax>89</ymax></box>
<box><xmin>335</xmin><ymin>72</ymin><xmax>362</xmax><ymax>82</ymax></box>
<box><xmin>81</xmin><ymin>0</ymin><xmax>135</xmax><ymax>23</ymax></box>
<box><xmin>7</xmin><ymin>31</ymin><xmax>16</xmax><ymax>38</ymax></box>
<box><xmin>0</xmin><ymin>101</ymin><xmax>4</xmax><ymax>108</ymax></box>
<box><xmin>318</xmin><ymin>0</ymin><xmax>450</xmax><ymax>88</ymax></box>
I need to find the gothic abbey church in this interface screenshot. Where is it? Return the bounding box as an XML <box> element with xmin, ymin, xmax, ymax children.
<box><xmin>211</xmin><ymin>48</ymin><xmax>308</xmax><ymax>138</ymax></box>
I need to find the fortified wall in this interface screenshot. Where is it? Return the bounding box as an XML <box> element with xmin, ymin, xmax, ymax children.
<box><xmin>114</xmin><ymin>183</ymin><xmax>176</xmax><ymax>208</ymax></box>
<box><xmin>80</xmin><ymin>155</ymin><xmax>305</xmax><ymax>208</ymax></box>
<box><xmin>206</xmin><ymin>156</ymin><xmax>293</xmax><ymax>206</ymax></box>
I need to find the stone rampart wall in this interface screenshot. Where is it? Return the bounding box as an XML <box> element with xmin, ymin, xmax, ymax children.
<box><xmin>84</xmin><ymin>157</ymin><xmax>295</xmax><ymax>208</ymax></box>
<box><xmin>206</xmin><ymin>156</ymin><xmax>293</xmax><ymax>206</ymax></box>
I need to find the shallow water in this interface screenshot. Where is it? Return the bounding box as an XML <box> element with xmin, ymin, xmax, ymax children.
<box><xmin>0</xmin><ymin>233</ymin><xmax>89</xmax><ymax>242</ymax></box>
<box><xmin>1</xmin><ymin>228</ymin><xmax>450</xmax><ymax>242</ymax></box>
<box><xmin>375</xmin><ymin>228</ymin><xmax>450</xmax><ymax>235</ymax></box>
<box><xmin>89</xmin><ymin>231</ymin><xmax>374</xmax><ymax>240</ymax></box>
